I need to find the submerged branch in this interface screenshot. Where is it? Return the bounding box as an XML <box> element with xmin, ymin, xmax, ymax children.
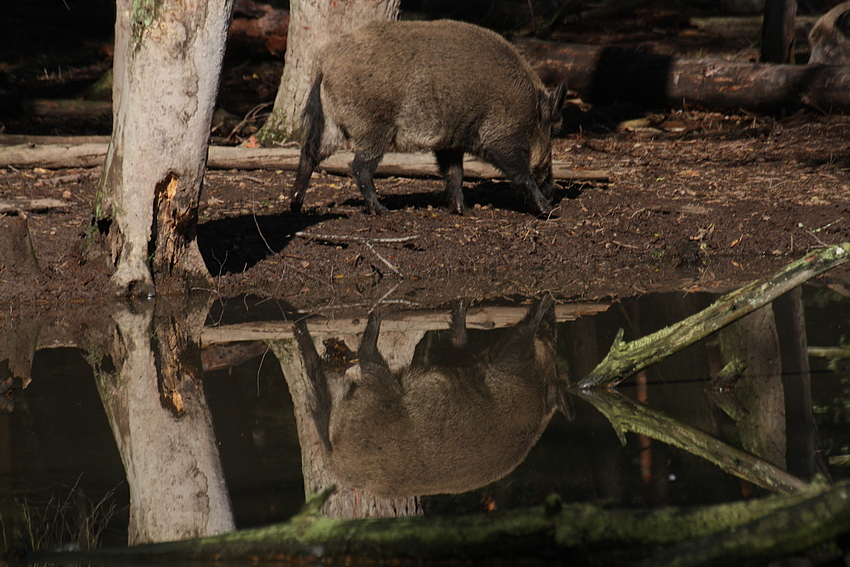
<box><xmin>574</xmin><ymin>389</ymin><xmax>808</xmax><ymax>494</ymax></box>
<box><xmin>578</xmin><ymin>243</ymin><xmax>850</xmax><ymax>388</ymax></box>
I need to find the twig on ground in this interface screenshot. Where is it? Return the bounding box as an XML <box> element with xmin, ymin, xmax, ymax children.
<box><xmin>295</xmin><ymin>231</ymin><xmax>419</xmax><ymax>277</ymax></box>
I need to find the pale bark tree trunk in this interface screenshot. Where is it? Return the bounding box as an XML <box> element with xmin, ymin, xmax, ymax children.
<box><xmin>255</xmin><ymin>0</ymin><xmax>400</xmax><ymax>145</ymax></box>
<box><xmin>91</xmin><ymin>299</ymin><xmax>235</xmax><ymax>545</ymax></box>
<box><xmin>95</xmin><ymin>0</ymin><xmax>233</xmax><ymax>297</ymax></box>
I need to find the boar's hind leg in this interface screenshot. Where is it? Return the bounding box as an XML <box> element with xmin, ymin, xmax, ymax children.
<box><xmin>488</xmin><ymin>151</ymin><xmax>553</xmax><ymax>217</ymax></box>
<box><xmin>435</xmin><ymin>149</ymin><xmax>466</xmax><ymax>214</ymax></box>
<box><xmin>351</xmin><ymin>152</ymin><xmax>389</xmax><ymax>215</ymax></box>
<box><xmin>449</xmin><ymin>299</ymin><xmax>469</xmax><ymax>349</ymax></box>
<box><xmin>292</xmin><ymin>320</ymin><xmax>333</xmax><ymax>448</ymax></box>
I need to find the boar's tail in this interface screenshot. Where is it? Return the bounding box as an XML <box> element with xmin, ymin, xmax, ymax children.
<box><xmin>290</xmin><ymin>73</ymin><xmax>326</xmax><ymax>213</ymax></box>
<box><xmin>300</xmin><ymin>72</ymin><xmax>325</xmax><ymax>166</ymax></box>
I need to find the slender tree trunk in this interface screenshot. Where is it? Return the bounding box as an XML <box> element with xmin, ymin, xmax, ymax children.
<box><xmin>91</xmin><ymin>299</ymin><xmax>235</xmax><ymax>544</ymax></box>
<box><xmin>95</xmin><ymin>0</ymin><xmax>233</xmax><ymax>297</ymax></box>
<box><xmin>715</xmin><ymin>305</ymin><xmax>787</xmax><ymax>469</ymax></box>
<box><xmin>255</xmin><ymin>0</ymin><xmax>400</xmax><ymax>145</ymax></box>
<box><xmin>774</xmin><ymin>288</ymin><xmax>820</xmax><ymax>479</ymax></box>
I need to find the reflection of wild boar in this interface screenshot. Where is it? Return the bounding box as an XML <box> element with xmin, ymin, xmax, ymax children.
<box><xmin>293</xmin><ymin>297</ymin><xmax>571</xmax><ymax>498</ymax></box>
<box><xmin>809</xmin><ymin>1</ymin><xmax>850</xmax><ymax>65</ymax></box>
<box><xmin>289</xmin><ymin>20</ymin><xmax>567</xmax><ymax>217</ymax></box>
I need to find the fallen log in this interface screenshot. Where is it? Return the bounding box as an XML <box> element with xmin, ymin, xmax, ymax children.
<box><xmin>0</xmin><ymin>141</ymin><xmax>608</xmax><ymax>183</ymax></box>
<box><xmin>516</xmin><ymin>38</ymin><xmax>850</xmax><ymax>113</ymax></box>
<box><xmin>15</xmin><ymin>480</ymin><xmax>849</xmax><ymax>566</ymax></box>
<box><xmin>0</xmin><ymin>198</ymin><xmax>69</xmax><ymax>213</ymax></box>
<box><xmin>637</xmin><ymin>479</ymin><xmax>850</xmax><ymax>567</ymax></box>
<box><xmin>200</xmin><ymin>303</ymin><xmax>610</xmax><ymax>345</ymax></box>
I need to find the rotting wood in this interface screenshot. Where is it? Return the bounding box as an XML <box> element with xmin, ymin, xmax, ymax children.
<box><xmin>578</xmin><ymin>243</ymin><xmax>850</xmax><ymax>388</ymax></box>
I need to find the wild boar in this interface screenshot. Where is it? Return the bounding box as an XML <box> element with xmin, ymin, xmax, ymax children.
<box><xmin>809</xmin><ymin>1</ymin><xmax>850</xmax><ymax>65</ymax></box>
<box><xmin>289</xmin><ymin>20</ymin><xmax>567</xmax><ymax>217</ymax></box>
<box><xmin>293</xmin><ymin>297</ymin><xmax>571</xmax><ymax>498</ymax></box>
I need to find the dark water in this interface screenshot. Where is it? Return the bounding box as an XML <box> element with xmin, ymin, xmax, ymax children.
<box><xmin>1</xmin><ymin>284</ymin><xmax>849</xmax><ymax>557</ymax></box>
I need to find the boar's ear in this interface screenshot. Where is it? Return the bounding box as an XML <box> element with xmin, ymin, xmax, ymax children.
<box><xmin>540</xmin><ymin>83</ymin><xmax>568</xmax><ymax>125</ymax></box>
<box><xmin>836</xmin><ymin>9</ymin><xmax>850</xmax><ymax>35</ymax></box>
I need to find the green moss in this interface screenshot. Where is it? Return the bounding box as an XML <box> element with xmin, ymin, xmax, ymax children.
<box><xmin>130</xmin><ymin>0</ymin><xmax>158</xmax><ymax>48</ymax></box>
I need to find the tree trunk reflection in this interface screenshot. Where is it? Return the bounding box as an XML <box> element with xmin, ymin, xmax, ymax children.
<box><xmin>89</xmin><ymin>297</ymin><xmax>234</xmax><ymax>544</ymax></box>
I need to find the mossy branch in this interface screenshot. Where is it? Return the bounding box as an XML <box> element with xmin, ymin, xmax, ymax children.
<box><xmin>16</xmin><ymin>481</ymin><xmax>849</xmax><ymax>566</ymax></box>
<box><xmin>574</xmin><ymin>389</ymin><xmax>808</xmax><ymax>494</ymax></box>
<box><xmin>578</xmin><ymin>243</ymin><xmax>850</xmax><ymax>388</ymax></box>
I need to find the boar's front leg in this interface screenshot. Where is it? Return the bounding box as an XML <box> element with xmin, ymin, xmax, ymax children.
<box><xmin>435</xmin><ymin>149</ymin><xmax>466</xmax><ymax>214</ymax></box>
<box><xmin>351</xmin><ymin>152</ymin><xmax>389</xmax><ymax>215</ymax></box>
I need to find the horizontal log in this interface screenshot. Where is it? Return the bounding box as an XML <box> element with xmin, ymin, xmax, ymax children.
<box><xmin>0</xmin><ymin>140</ymin><xmax>608</xmax><ymax>182</ymax></box>
<box><xmin>207</xmin><ymin>146</ymin><xmax>609</xmax><ymax>182</ymax></box>
<box><xmin>516</xmin><ymin>38</ymin><xmax>850</xmax><ymax>113</ymax></box>
<box><xmin>0</xmin><ymin>198</ymin><xmax>70</xmax><ymax>213</ymax></box>
<box><xmin>20</xmin><ymin>98</ymin><xmax>112</xmax><ymax>117</ymax></box>
<box><xmin>20</xmin><ymin>481</ymin><xmax>850</xmax><ymax>566</ymax></box>
<box><xmin>200</xmin><ymin>303</ymin><xmax>610</xmax><ymax>345</ymax></box>
<box><xmin>0</xmin><ymin>142</ymin><xmax>109</xmax><ymax>168</ymax></box>
<box><xmin>0</xmin><ymin>134</ymin><xmax>111</xmax><ymax>145</ymax></box>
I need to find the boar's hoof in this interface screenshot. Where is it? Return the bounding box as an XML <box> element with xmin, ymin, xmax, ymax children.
<box><xmin>290</xmin><ymin>200</ymin><xmax>303</xmax><ymax>214</ymax></box>
<box><xmin>531</xmin><ymin>201</ymin><xmax>557</xmax><ymax>219</ymax></box>
<box><xmin>365</xmin><ymin>202</ymin><xmax>390</xmax><ymax>215</ymax></box>
<box><xmin>537</xmin><ymin>207</ymin><xmax>559</xmax><ymax>219</ymax></box>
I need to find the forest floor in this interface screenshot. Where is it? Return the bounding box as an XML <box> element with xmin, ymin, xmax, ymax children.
<box><xmin>1</xmin><ymin>2</ymin><xmax>850</xmax><ymax>314</ymax></box>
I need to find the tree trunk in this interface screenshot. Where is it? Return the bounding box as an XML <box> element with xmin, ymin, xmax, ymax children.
<box><xmin>95</xmin><ymin>0</ymin><xmax>233</xmax><ymax>297</ymax></box>
<box><xmin>773</xmin><ymin>287</ymin><xmax>821</xmax><ymax>479</ymax></box>
<box><xmin>255</xmin><ymin>0</ymin><xmax>400</xmax><ymax>145</ymax></box>
<box><xmin>90</xmin><ymin>298</ymin><xmax>235</xmax><ymax>545</ymax></box>
<box><xmin>762</xmin><ymin>0</ymin><xmax>797</xmax><ymax>63</ymax></box>
<box><xmin>0</xmin><ymin>214</ymin><xmax>41</xmax><ymax>280</ymax></box>
<box><xmin>715</xmin><ymin>305</ymin><xmax>787</xmax><ymax>469</ymax></box>
<box><xmin>517</xmin><ymin>38</ymin><xmax>850</xmax><ymax>113</ymax></box>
